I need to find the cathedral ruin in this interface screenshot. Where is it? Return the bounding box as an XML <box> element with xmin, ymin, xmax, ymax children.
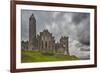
<box><xmin>22</xmin><ymin>14</ymin><xmax>70</xmax><ymax>55</ymax></box>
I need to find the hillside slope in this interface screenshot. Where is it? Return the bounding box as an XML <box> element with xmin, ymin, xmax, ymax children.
<box><xmin>21</xmin><ymin>50</ymin><xmax>80</xmax><ymax>63</ymax></box>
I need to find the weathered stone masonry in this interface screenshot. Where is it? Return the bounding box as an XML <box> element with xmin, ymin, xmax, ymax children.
<box><xmin>27</xmin><ymin>14</ymin><xmax>70</xmax><ymax>55</ymax></box>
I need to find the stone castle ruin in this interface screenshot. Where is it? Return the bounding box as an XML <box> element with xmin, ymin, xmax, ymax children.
<box><xmin>22</xmin><ymin>14</ymin><xmax>70</xmax><ymax>55</ymax></box>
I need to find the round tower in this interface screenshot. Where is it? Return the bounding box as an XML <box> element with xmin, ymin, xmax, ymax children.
<box><xmin>29</xmin><ymin>14</ymin><xmax>36</xmax><ymax>50</ymax></box>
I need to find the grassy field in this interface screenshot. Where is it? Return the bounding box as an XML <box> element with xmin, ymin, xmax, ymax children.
<box><xmin>21</xmin><ymin>50</ymin><xmax>80</xmax><ymax>63</ymax></box>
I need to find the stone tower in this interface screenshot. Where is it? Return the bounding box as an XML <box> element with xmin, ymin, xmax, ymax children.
<box><xmin>28</xmin><ymin>14</ymin><xmax>36</xmax><ymax>50</ymax></box>
<box><xmin>60</xmin><ymin>36</ymin><xmax>69</xmax><ymax>55</ymax></box>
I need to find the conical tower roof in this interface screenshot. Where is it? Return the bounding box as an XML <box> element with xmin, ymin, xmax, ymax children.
<box><xmin>29</xmin><ymin>13</ymin><xmax>36</xmax><ymax>22</ymax></box>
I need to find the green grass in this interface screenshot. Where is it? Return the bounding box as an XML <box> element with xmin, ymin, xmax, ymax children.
<box><xmin>21</xmin><ymin>50</ymin><xmax>80</xmax><ymax>63</ymax></box>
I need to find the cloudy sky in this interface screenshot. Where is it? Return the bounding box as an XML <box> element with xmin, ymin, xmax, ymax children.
<box><xmin>21</xmin><ymin>9</ymin><xmax>90</xmax><ymax>60</ymax></box>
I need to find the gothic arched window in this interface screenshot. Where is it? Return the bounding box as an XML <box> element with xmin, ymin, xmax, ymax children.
<box><xmin>45</xmin><ymin>41</ymin><xmax>47</xmax><ymax>48</ymax></box>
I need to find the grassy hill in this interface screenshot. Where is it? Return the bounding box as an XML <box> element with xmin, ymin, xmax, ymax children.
<box><xmin>21</xmin><ymin>50</ymin><xmax>80</xmax><ymax>63</ymax></box>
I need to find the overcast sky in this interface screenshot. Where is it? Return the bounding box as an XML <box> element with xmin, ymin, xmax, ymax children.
<box><xmin>21</xmin><ymin>9</ymin><xmax>90</xmax><ymax>60</ymax></box>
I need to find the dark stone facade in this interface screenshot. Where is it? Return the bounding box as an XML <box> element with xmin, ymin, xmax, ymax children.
<box><xmin>36</xmin><ymin>30</ymin><xmax>55</xmax><ymax>54</ymax></box>
<box><xmin>25</xmin><ymin>14</ymin><xmax>70</xmax><ymax>55</ymax></box>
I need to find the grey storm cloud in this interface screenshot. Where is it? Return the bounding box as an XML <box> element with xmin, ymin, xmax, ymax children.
<box><xmin>72</xmin><ymin>13</ymin><xmax>90</xmax><ymax>25</ymax></box>
<box><xmin>21</xmin><ymin>9</ymin><xmax>90</xmax><ymax>59</ymax></box>
<box><xmin>71</xmin><ymin>13</ymin><xmax>90</xmax><ymax>45</ymax></box>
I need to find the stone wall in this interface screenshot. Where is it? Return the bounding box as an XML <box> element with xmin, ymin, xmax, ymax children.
<box><xmin>23</xmin><ymin>13</ymin><xmax>70</xmax><ymax>55</ymax></box>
